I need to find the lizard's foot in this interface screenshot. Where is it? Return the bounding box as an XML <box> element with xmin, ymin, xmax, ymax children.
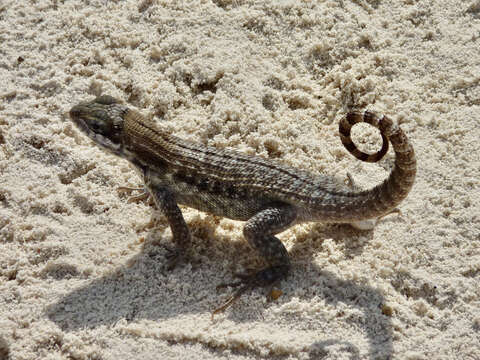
<box><xmin>350</xmin><ymin>208</ymin><xmax>401</xmax><ymax>230</ymax></box>
<box><xmin>345</xmin><ymin>173</ymin><xmax>401</xmax><ymax>230</ymax></box>
<box><xmin>117</xmin><ymin>186</ymin><xmax>153</xmax><ymax>204</ymax></box>
<box><xmin>163</xmin><ymin>246</ymin><xmax>185</xmax><ymax>271</ymax></box>
<box><xmin>212</xmin><ymin>265</ymin><xmax>288</xmax><ymax>319</ymax></box>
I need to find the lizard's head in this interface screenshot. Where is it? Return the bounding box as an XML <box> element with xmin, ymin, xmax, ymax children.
<box><xmin>69</xmin><ymin>95</ymin><xmax>127</xmax><ymax>154</ymax></box>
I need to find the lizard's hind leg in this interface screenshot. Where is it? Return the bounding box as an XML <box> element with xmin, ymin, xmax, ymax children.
<box><xmin>213</xmin><ymin>205</ymin><xmax>297</xmax><ymax>317</ymax></box>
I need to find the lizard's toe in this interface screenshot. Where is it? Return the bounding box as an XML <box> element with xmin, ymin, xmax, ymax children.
<box><xmin>163</xmin><ymin>246</ymin><xmax>184</xmax><ymax>270</ymax></box>
<box><xmin>212</xmin><ymin>265</ymin><xmax>288</xmax><ymax>318</ymax></box>
<box><xmin>117</xmin><ymin>186</ymin><xmax>152</xmax><ymax>204</ymax></box>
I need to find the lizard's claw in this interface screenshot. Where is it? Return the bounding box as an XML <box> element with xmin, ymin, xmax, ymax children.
<box><xmin>117</xmin><ymin>186</ymin><xmax>153</xmax><ymax>204</ymax></box>
<box><xmin>350</xmin><ymin>207</ymin><xmax>402</xmax><ymax>230</ymax></box>
<box><xmin>212</xmin><ymin>284</ymin><xmax>252</xmax><ymax>319</ymax></box>
<box><xmin>163</xmin><ymin>246</ymin><xmax>184</xmax><ymax>271</ymax></box>
<box><xmin>211</xmin><ymin>265</ymin><xmax>288</xmax><ymax>319</ymax></box>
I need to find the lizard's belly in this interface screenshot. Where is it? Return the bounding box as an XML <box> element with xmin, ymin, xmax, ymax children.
<box><xmin>175</xmin><ymin>190</ymin><xmax>270</xmax><ymax>221</ymax></box>
<box><xmin>145</xmin><ymin>169</ymin><xmax>277</xmax><ymax>221</ymax></box>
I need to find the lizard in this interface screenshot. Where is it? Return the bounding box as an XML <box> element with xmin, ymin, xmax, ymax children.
<box><xmin>69</xmin><ymin>95</ymin><xmax>416</xmax><ymax>316</ymax></box>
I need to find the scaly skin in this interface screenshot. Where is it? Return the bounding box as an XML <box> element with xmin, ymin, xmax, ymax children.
<box><xmin>69</xmin><ymin>95</ymin><xmax>416</xmax><ymax>316</ymax></box>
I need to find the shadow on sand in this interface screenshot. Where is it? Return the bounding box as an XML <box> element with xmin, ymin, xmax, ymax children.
<box><xmin>46</xmin><ymin>222</ymin><xmax>393</xmax><ymax>359</ymax></box>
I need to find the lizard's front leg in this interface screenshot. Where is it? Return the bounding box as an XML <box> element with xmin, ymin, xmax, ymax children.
<box><xmin>213</xmin><ymin>204</ymin><xmax>297</xmax><ymax>316</ymax></box>
<box><xmin>148</xmin><ymin>184</ymin><xmax>192</xmax><ymax>270</ymax></box>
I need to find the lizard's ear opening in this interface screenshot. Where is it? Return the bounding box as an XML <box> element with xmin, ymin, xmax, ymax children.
<box><xmin>95</xmin><ymin>95</ymin><xmax>119</xmax><ymax>106</ymax></box>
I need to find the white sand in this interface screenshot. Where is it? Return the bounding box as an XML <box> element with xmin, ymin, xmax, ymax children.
<box><xmin>1</xmin><ymin>1</ymin><xmax>479</xmax><ymax>359</ymax></box>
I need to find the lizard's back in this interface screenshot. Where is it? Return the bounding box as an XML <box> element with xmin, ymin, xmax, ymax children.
<box><xmin>124</xmin><ymin>109</ymin><xmax>326</xmax><ymax>220</ymax></box>
<box><xmin>123</xmin><ymin>108</ymin><xmax>415</xmax><ymax>223</ymax></box>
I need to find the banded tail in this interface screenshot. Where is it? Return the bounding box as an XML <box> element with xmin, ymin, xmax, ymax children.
<box><xmin>332</xmin><ymin>111</ymin><xmax>416</xmax><ymax>221</ymax></box>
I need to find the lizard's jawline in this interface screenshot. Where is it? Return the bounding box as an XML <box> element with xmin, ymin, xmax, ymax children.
<box><xmin>93</xmin><ymin>132</ymin><xmax>121</xmax><ymax>152</ymax></box>
<box><xmin>74</xmin><ymin>118</ymin><xmax>121</xmax><ymax>152</ymax></box>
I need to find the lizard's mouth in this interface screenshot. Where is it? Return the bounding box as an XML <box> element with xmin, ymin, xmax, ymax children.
<box><xmin>69</xmin><ymin>111</ymin><xmax>90</xmax><ymax>134</ymax></box>
<box><xmin>69</xmin><ymin>106</ymin><xmax>122</xmax><ymax>153</ymax></box>
<box><xmin>69</xmin><ymin>105</ymin><xmax>93</xmax><ymax>134</ymax></box>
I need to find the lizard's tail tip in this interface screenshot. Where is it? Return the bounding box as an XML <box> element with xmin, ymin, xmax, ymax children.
<box><xmin>339</xmin><ymin>111</ymin><xmax>389</xmax><ymax>163</ymax></box>
<box><xmin>338</xmin><ymin>110</ymin><xmax>416</xmax><ymax>211</ymax></box>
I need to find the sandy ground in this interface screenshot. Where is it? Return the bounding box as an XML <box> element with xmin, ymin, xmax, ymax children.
<box><xmin>1</xmin><ymin>0</ymin><xmax>479</xmax><ymax>359</ymax></box>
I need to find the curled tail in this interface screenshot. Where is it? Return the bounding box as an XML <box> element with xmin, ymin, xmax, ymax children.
<box><xmin>335</xmin><ymin>111</ymin><xmax>416</xmax><ymax>220</ymax></box>
<box><xmin>339</xmin><ymin>111</ymin><xmax>390</xmax><ymax>163</ymax></box>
